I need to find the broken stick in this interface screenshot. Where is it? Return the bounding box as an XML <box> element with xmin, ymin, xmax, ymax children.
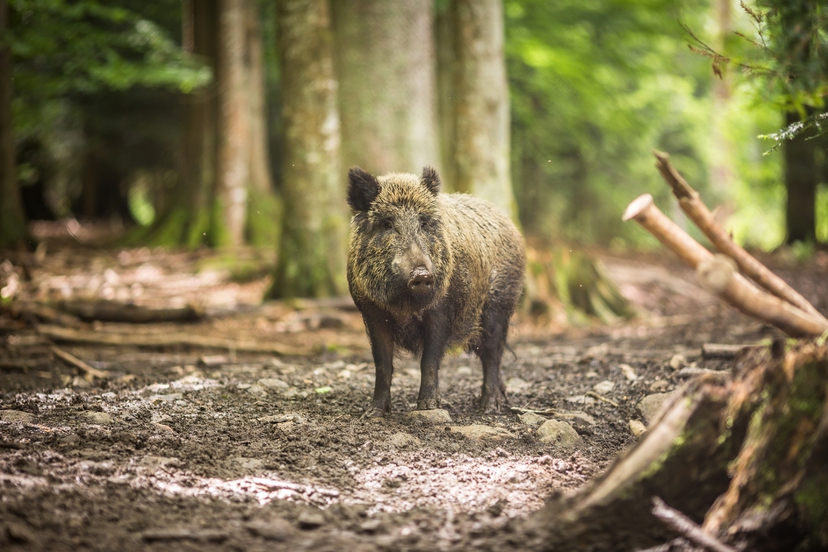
<box><xmin>653</xmin><ymin>151</ymin><xmax>826</xmax><ymax>324</ymax></box>
<box><xmin>651</xmin><ymin>497</ymin><xmax>736</xmax><ymax>552</ymax></box>
<box><xmin>50</xmin><ymin>346</ymin><xmax>109</xmax><ymax>379</ymax></box>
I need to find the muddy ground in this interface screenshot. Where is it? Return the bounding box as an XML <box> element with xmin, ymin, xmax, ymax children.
<box><xmin>1</xmin><ymin>233</ymin><xmax>826</xmax><ymax>551</ymax></box>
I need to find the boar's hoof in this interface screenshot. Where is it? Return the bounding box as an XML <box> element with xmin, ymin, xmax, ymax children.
<box><xmin>416</xmin><ymin>398</ymin><xmax>440</xmax><ymax>410</ymax></box>
<box><xmin>478</xmin><ymin>389</ymin><xmax>509</xmax><ymax>413</ymax></box>
<box><xmin>366</xmin><ymin>407</ymin><xmax>387</xmax><ymax>418</ymax></box>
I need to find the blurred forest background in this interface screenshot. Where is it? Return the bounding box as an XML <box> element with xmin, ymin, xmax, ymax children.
<box><xmin>1</xmin><ymin>0</ymin><xmax>826</xmax><ymax>300</ymax></box>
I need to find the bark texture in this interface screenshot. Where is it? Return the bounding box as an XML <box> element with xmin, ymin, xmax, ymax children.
<box><xmin>442</xmin><ymin>0</ymin><xmax>515</xmax><ymax>218</ymax></box>
<box><xmin>331</xmin><ymin>0</ymin><xmax>438</xmax><ymax>174</ymax></box>
<box><xmin>271</xmin><ymin>0</ymin><xmax>347</xmax><ymax>298</ymax></box>
<box><xmin>0</xmin><ymin>0</ymin><xmax>29</xmax><ymax>249</ymax></box>
<box><xmin>784</xmin><ymin>110</ymin><xmax>817</xmax><ymax>244</ymax></box>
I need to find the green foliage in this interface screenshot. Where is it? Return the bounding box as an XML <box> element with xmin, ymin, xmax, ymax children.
<box><xmin>505</xmin><ymin>0</ymin><xmax>712</xmax><ymax>246</ymax></box>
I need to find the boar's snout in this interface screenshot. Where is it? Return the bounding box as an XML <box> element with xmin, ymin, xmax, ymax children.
<box><xmin>408</xmin><ymin>266</ymin><xmax>434</xmax><ymax>294</ymax></box>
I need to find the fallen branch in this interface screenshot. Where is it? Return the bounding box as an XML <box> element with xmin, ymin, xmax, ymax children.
<box><xmin>651</xmin><ymin>497</ymin><xmax>736</xmax><ymax>552</ymax></box>
<box><xmin>653</xmin><ymin>151</ymin><xmax>826</xmax><ymax>323</ymax></box>
<box><xmin>586</xmin><ymin>391</ymin><xmax>619</xmax><ymax>407</ymax></box>
<box><xmin>623</xmin><ymin>194</ymin><xmax>828</xmax><ymax>338</ymax></box>
<box><xmin>697</xmin><ymin>255</ymin><xmax>828</xmax><ymax>338</ymax></box>
<box><xmin>37</xmin><ymin>324</ymin><xmax>312</xmax><ymax>356</ymax></box>
<box><xmin>49</xmin><ymin>345</ymin><xmax>109</xmax><ymax>379</ymax></box>
<box><xmin>701</xmin><ymin>343</ymin><xmax>754</xmax><ymax>359</ymax></box>
<box><xmin>58</xmin><ymin>300</ymin><xmax>203</xmax><ymax>324</ymax></box>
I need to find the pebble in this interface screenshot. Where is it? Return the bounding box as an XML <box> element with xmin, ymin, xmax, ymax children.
<box><xmin>386</xmin><ymin>432</ymin><xmax>421</xmax><ymax>448</ymax></box>
<box><xmin>669</xmin><ymin>353</ymin><xmax>687</xmax><ymax>370</ymax></box>
<box><xmin>72</xmin><ymin>376</ymin><xmax>92</xmax><ymax>388</ymax></box>
<box><xmin>505</xmin><ymin>377</ymin><xmax>531</xmax><ymax>392</ymax></box>
<box><xmin>0</xmin><ymin>410</ymin><xmax>34</xmax><ymax>424</ymax></box>
<box><xmin>629</xmin><ymin>419</ymin><xmax>647</xmax><ymax>437</ymax></box>
<box><xmin>637</xmin><ymin>392</ymin><xmax>678</xmax><ymax>424</ymax></box>
<box><xmin>618</xmin><ymin>364</ymin><xmax>638</xmax><ymax>381</ymax></box>
<box><xmin>649</xmin><ymin>380</ymin><xmax>670</xmax><ymax>392</ymax></box>
<box><xmin>518</xmin><ymin>411</ymin><xmax>547</xmax><ymax>427</ymax></box>
<box><xmin>593</xmin><ymin>380</ymin><xmax>615</xmax><ymax>394</ymax></box>
<box><xmin>258</xmin><ymin>378</ymin><xmax>289</xmax><ymax>389</ymax></box>
<box><xmin>449</xmin><ymin>425</ymin><xmax>514</xmax><ymax>441</ymax></box>
<box><xmin>565</xmin><ymin>395</ymin><xmax>596</xmax><ymax>405</ymax></box>
<box><xmin>82</xmin><ymin>411</ymin><xmax>114</xmax><ymax>425</ymax></box>
<box><xmin>229</xmin><ymin>457</ymin><xmax>264</xmax><ymax>471</ymax></box>
<box><xmin>245</xmin><ymin>519</ymin><xmax>294</xmax><ymax>541</ymax></box>
<box><xmin>537</xmin><ymin>420</ymin><xmax>582</xmax><ymax>449</ymax></box>
<box><xmin>297</xmin><ymin>510</ymin><xmax>326</xmax><ymax>529</ymax></box>
<box><xmin>557</xmin><ymin>410</ymin><xmax>596</xmax><ymax>426</ymax></box>
<box><xmin>246</xmin><ymin>384</ymin><xmax>267</xmax><ymax>396</ymax></box>
<box><xmin>139</xmin><ymin>456</ymin><xmax>180</xmax><ymax>471</ymax></box>
<box><xmin>405</xmin><ymin>409</ymin><xmax>452</xmax><ymax>424</ymax></box>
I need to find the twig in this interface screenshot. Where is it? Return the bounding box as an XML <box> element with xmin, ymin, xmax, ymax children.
<box><xmin>510</xmin><ymin>407</ymin><xmax>556</xmax><ymax>415</ymax></box>
<box><xmin>586</xmin><ymin>392</ymin><xmax>619</xmax><ymax>407</ymax></box>
<box><xmin>49</xmin><ymin>346</ymin><xmax>109</xmax><ymax>379</ymax></box>
<box><xmin>651</xmin><ymin>496</ymin><xmax>736</xmax><ymax>552</ymax></box>
<box><xmin>701</xmin><ymin>343</ymin><xmax>755</xmax><ymax>359</ymax></box>
<box><xmin>653</xmin><ymin>151</ymin><xmax>826</xmax><ymax>324</ymax></box>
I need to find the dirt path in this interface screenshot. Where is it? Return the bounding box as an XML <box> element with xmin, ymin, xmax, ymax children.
<box><xmin>1</xmin><ymin>246</ymin><xmax>825</xmax><ymax>551</ymax></box>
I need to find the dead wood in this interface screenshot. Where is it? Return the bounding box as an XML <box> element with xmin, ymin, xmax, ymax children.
<box><xmin>57</xmin><ymin>300</ymin><xmax>203</xmax><ymax>323</ymax></box>
<box><xmin>8</xmin><ymin>302</ymin><xmax>81</xmax><ymax>326</ymax></box>
<box><xmin>653</xmin><ymin>151</ymin><xmax>826</xmax><ymax>323</ymax></box>
<box><xmin>623</xmin><ymin>194</ymin><xmax>828</xmax><ymax>338</ymax></box>
<box><xmin>651</xmin><ymin>497</ymin><xmax>736</xmax><ymax>552</ymax></box>
<box><xmin>49</xmin><ymin>346</ymin><xmax>109</xmax><ymax>379</ymax></box>
<box><xmin>36</xmin><ymin>324</ymin><xmax>312</xmax><ymax>356</ymax></box>
<box><xmin>702</xmin><ymin>343</ymin><xmax>755</xmax><ymax>359</ymax></box>
<box><xmin>697</xmin><ymin>255</ymin><xmax>828</xmax><ymax>338</ymax></box>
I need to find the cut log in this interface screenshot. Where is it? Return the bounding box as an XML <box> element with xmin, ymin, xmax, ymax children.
<box><xmin>653</xmin><ymin>151</ymin><xmax>826</xmax><ymax>324</ymax></box>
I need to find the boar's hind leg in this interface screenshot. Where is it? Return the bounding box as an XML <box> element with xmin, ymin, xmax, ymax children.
<box><xmin>477</xmin><ymin>307</ymin><xmax>510</xmax><ymax>412</ymax></box>
<box><xmin>416</xmin><ymin>313</ymin><xmax>452</xmax><ymax>410</ymax></box>
<box><xmin>362</xmin><ymin>305</ymin><xmax>395</xmax><ymax>417</ymax></box>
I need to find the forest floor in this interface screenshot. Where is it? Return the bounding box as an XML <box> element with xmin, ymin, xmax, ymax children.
<box><xmin>1</xmin><ymin>224</ymin><xmax>827</xmax><ymax>552</ymax></box>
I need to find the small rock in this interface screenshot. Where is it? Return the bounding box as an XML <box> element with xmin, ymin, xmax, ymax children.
<box><xmin>669</xmin><ymin>353</ymin><xmax>687</xmax><ymax>370</ymax></box>
<box><xmin>3</xmin><ymin>521</ymin><xmax>36</xmax><ymax>543</ymax></box>
<box><xmin>649</xmin><ymin>380</ymin><xmax>670</xmax><ymax>392</ymax></box>
<box><xmin>556</xmin><ymin>410</ymin><xmax>596</xmax><ymax>425</ymax></box>
<box><xmin>149</xmin><ymin>393</ymin><xmax>183</xmax><ymax>403</ymax></box>
<box><xmin>82</xmin><ymin>411</ymin><xmax>114</xmax><ymax>425</ymax></box>
<box><xmin>506</xmin><ymin>377</ymin><xmax>531</xmax><ymax>392</ymax></box>
<box><xmin>245</xmin><ymin>519</ymin><xmax>294</xmax><ymax>541</ymax></box>
<box><xmin>297</xmin><ymin>510</ymin><xmax>326</xmax><ymax>529</ymax></box>
<box><xmin>585</xmin><ymin>342</ymin><xmax>609</xmax><ymax>359</ymax></box>
<box><xmin>236</xmin><ymin>383</ymin><xmax>251</xmax><ymax>389</ymax></box>
<box><xmin>387</xmin><ymin>432</ymin><xmax>421</xmax><ymax>448</ymax></box>
<box><xmin>360</xmin><ymin>519</ymin><xmax>383</xmax><ymax>533</ymax></box>
<box><xmin>677</xmin><ymin>367</ymin><xmax>730</xmax><ymax>379</ymax></box>
<box><xmin>0</xmin><ymin>410</ymin><xmax>34</xmax><ymax>424</ymax></box>
<box><xmin>593</xmin><ymin>380</ymin><xmax>615</xmax><ymax>394</ymax></box>
<box><xmin>537</xmin><ymin>420</ymin><xmax>582</xmax><ymax>449</ymax></box>
<box><xmin>518</xmin><ymin>411</ymin><xmax>547</xmax><ymax>427</ymax></box>
<box><xmin>629</xmin><ymin>419</ymin><xmax>647</xmax><ymax>437</ymax></box>
<box><xmin>229</xmin><ymin>457</ymin><xmax>264</xmax><ymax>471</ymax></box>
<box><xmin>72</xmin><ymin>376</ymin><xmax>91</xmax><ymax>388</ymax></box>
<box><xmin>456</xmin><ymin>365</ymin><xmax>473</xmax><ymax>375</ymax></box>
<box><xmin>405</xmin><ymin>409</ymin><xmax>452</xmax><ymax>424</ymax></box>
<box><xmin>139</xmin><ymin>456</ymin><xmax>180</xmax><ymax>471</ymax></box>
<box><xmin>246</xmin><ymin>384</ymin><xmax>267</xmax><ymax>396</ymax></box>
<box><xmin>283</xmin><ymin>388</ymin><xmax>309</xmax><ymax>399</ymax></box>
<box><xmin>618</xmin><ymin>364</ymin><xmax>638</xmax><ymax>381</ymax></box>
<box><xmin>450</xmin><ymin>425</ymin><xmax>514</xmax><ymax>441</ymax></box>
<box><xmin>584</xmin><ymin>370</ymin><xmax>599</xmax><ymax>379</ymax></box>
<box><xmin>637</xmin><ymin>392</ymin><xmax>677</xmax><ymax>424</ymax></box>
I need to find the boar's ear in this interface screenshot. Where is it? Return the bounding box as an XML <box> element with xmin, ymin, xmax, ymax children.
<box><xmin>421</xmin><ymin>166</ymin><xmax>441</xmax><ymax>196</ymax></box>
<box><xmin>347</xmin><ymin>167</ymin><xmax>381</xmax><ymax>212</ymax></box>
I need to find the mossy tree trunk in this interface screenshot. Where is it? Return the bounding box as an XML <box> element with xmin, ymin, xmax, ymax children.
<box><xmin>528</xmin><ymin>342</ymin><xmax>828</xmax><ymax>551</ymax></box>
<box><xmin>269</xmin><ymin>0</ymin><xmax>346</xmax><ymax>298</ymax></box>
<box><xmin>0</xmin><ymin>0</ymin><xmax>29</xmax><ymax>250</ymax></box>
<box><xmin>331</xmin><ymin>0</ymin><xmax>439</xmax><ymax>175</ymax></box>
<box><xmin>438</xmin><ymin>0</ymin><xmax>515</xmax><ymax>218</ymax></box>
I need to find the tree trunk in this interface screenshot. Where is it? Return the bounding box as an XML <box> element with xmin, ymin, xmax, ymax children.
<box><xmin>270</xmin><ymin>0</ymin><xmax>347</xmax><ymax>298</ymax></box>
<box><xmin>784</xmin><ymin>109</ymin><xmax>817</xmax><ymax>244</ymax></box>
<box><xmin>331</xmin><ymin>0</ymin><xmax>439</xmax><ymax>175</ymax></box>
<box><xmin>215</xmin><ymin>0</ymin><xmax>250</xmax><ymax>247</ymax></box>
<box><xmin>0</xmin><ymin>0</ymin><xmax>29</xmax><ymax>249</ymax></box>
<box><xmin>442</xmin><ymin>0</ymin><xmax>515</xmax><ymax>218</ymax></box>
<box><xmin>245</xmin><ymin>0</ymin><xmax>273</xmax><ymax>195</ymax></box>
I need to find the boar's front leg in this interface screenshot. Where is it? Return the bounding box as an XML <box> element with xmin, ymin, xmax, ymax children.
<box><xmin>416</xmin><ymin>312</ymin><xmax>451</xmax><ymax>410</ymax></box>
<box><xmin>361</xmin><ymin>303</ymin><xmax>396</xmax><ymax>418</ymax></box>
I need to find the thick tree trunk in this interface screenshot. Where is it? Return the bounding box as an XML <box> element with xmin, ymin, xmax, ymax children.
<box><xmin>270</xmin><ymin>0</ymin><xmax>346</xmax><ymax>298</ymax></box>
<box><xmin>0</xmin><ymin>0</ymin><xmax>29</xmax><ymax>249</ymax></box>
<box><xmin>245</xmin><ymin>0</ymin><xmax>273</xmax><ymax>195</ymax></box>
<box><xmin>331</xmin><ymin>0</ymin><xmax>439</xmax><ymax>175</ymax></box>
<box><xmin>216</xmin><ymin>0</ymin><xmax>250</xmax><ymax>246</ymax></box>
<box><xmin>784</xmin><ymin>110</ymin><xmax>817</xmax><ymax>244</ymax></box>
<box><xmin>442</xmin><ymin>0</ymin><xmax>515</xmax><ymax>218</ymax></box>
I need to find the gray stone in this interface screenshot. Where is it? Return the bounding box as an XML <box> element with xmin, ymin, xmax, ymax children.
<box><xmin>637</xmin><ymin>392</ymin><xmax>677</xmax><ymax>424</ymax></box>
<box><xmin>618</xmin><ymin>363</ymin><xmax>638</xmax><ymax>381</ymax></box>
<box><xmin>386</xmin><ymin>432</ymin><xmax>421</xmax><ymax>448</ymax></box>
<box><xmin>258</xmin><ymin>377</ymin><xmax>289</xmax><ymax>389</ymax></box>
<box><xmin>593</xmin><ymin>380</ymin><xmax>615</xmax><ymax>394</ymax></box>
<box><xmin>649</xmin><ymin>380</ymin><xmax>670</xmax><ymax>392</ymax></box>
<box><xmin>229</xmin><ymin>457</ymin><xmax>265</xmax><ymax>471</ymax></box>
<box><xmin>518</xmin><ymin>411</ymin><xmax>547</xmax><ymax>427</ymax></box>
<box><xmin>449</xmin><ymin>425</ymin><xmax>514</xmax><ymax>441</ymax></box>
<box><xmin>245</xmin><ymin>519</ymin><xmax>293</xmax><ymax>541</ymax></box>
<box><xmin>0</xmin><ymin>410</ymin><xmax>34</xmax><ymax>424</ymax></box>
<box><xmin>246</xmin><ymin>384</ymin><xmax>266</xmax><ymax>396</ymax></box>
<box><xmin>82</xmin><ymin>411</ymin><xmax>114</xmax><ymax>425</ymax></box>
<box><xmin>537</xmin><ymin>420</ymin><xmax>582</xmax><ymax>449</ymax></box>
<box><xmin>405</xmin><ymin>409</ymin><xmax>452</xmax><ymax>424</ymax></box>
<box><xmin>297</xmin><ymin>510</ymin><xmax>326</xmax><ymax>529</ymax></box>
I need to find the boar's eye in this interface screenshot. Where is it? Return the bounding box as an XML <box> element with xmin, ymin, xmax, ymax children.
<box><xmin>419</xmin><ymin>217</ymin><xmax>429</xmax><ymax>230</ymax></box>
<box><xmin>381</xmin><ymin>219</ymin><xmax>394</xmax><ymax>232</ymax></box>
